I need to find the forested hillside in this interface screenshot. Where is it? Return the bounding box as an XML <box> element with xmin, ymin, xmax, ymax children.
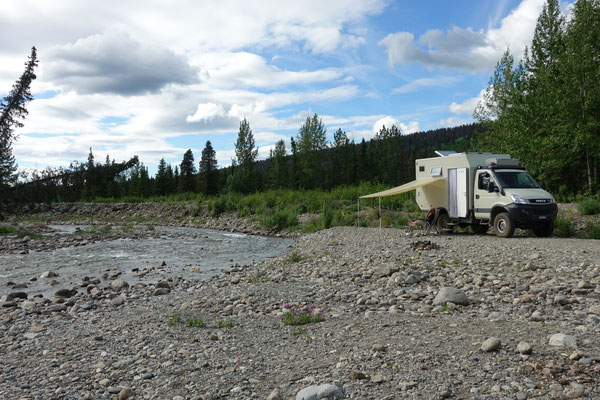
<box><xmin>3</xmin><ymin>120</ymin><xmax>480</xmax><ymax>204</ymax></box>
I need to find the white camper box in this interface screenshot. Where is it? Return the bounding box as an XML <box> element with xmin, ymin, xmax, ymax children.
<box><xmin>414</xmin><ymin>152</ymin><xmax>511</xmax><ymax>216</ymax></box>
<box><xmin>360</xmin><ymin>151</ymin><xmax>558</xmax><ymax>238</ymax></box>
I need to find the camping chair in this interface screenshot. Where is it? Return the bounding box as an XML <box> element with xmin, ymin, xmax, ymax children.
<box><xmin>424</xmin><ymin>208</ymin><xmax>440</xmax><ymax>235</ymax></box>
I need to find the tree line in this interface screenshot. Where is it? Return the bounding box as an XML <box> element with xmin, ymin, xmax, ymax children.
<box><xmin>475</xmin><ymin>0</ymin><xmax>600</xmax><ymax>197</ymax></box>
<box><xmin>2</xmin><ymin>114</ymin><xmax>479</xmax><ymax>203</ymax></box>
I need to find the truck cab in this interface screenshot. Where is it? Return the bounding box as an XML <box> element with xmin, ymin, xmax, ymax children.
<box><xmin>473</xmin><ymin>165</ymin><xmax>557</xmax><ymax>237</ymax></box>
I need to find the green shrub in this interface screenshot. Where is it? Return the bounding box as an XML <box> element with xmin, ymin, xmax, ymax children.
<box><xmin>382</xmin><ymin>210</ymin><xmax>409</xmax><ymax>228</ymax></box>
<box><xmin>583</xmin><ymin>223</ymin><xmax>600</xmax><ymax>240</ymax></box>
<box><xmin>208</xmin><ymin>196</ymin><xmax>228</xmax><ymax>216</ymax></box>
<box><xmin>554</xmin><ymin>215</ymin><xmax>575</xmax><ymax>238</ymax></box>
<box><xmin>578</xmin><ymin>198</ymin><xmax>600</xmax><ymax>215</ymax></box>
<box><xmin>259</xmin><ymin>209</ymin><xmax>298</xmax><ymax>231</ymax></box>
<box><xmin>321</xmin><ymin>205</ymin><xmax>334</xmax><ymax>229</ymax></box>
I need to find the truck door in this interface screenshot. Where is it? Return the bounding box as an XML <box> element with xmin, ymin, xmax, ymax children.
<box><xmin>474</xmin><ymin>170</ymin><xmax>499</xmax><ymax>219</ymax></box>
<box><xmin>448</xmin><ymin>168</ymin><xmax>468</xmax><ymax>218</ymax></box>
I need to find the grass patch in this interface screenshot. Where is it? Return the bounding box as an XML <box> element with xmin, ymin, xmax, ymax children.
<box><xmin>0</xmin><ymin>225</ymin><xmax>19</xmax><ymax>235</ymax></box>
<box><xmin>186</xmin><ymin>317</ymin><xmax>206</xmax><ymax>328</ymax></box>
<box><xmin>218</xmin><ymin>320</ymin><xmax>235</xmax><ymax>328</ymax></box>
<box><xmin>285</xmin><ymin>250</ymin><xmax>304</xmax><ymax>264</ymax></box>
<box><xmin>168</xmin><ymin>314</ymin><xmax>207</xmax><ymax>328</ymax></box>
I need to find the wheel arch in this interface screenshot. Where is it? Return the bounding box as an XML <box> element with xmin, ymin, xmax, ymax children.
<box><xmin>490</xmin><ymin>205</ymin><xmax>508</xmax><ymax>223</ymax></box>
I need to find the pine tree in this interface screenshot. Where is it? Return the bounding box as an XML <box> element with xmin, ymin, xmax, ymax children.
<box><xmin>199</xmin><ymin>141</ymin><xmax>218</xmax><ymax>195</ymax></box>
<box><xmin>0</xmin><ymin>47</ymin><xmax>38</xmax><ymax>187</ymax></box>
<box><xmin>178</xmin><ymin>149</ymin><xmax>196</xmax><ymax>193</ymax></box>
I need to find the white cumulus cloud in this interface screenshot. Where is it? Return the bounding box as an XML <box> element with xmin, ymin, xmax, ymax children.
<box><xmin>379</xmin><ymin>0</ymin><xmax>545</xmax><ymax>71</ymax></box>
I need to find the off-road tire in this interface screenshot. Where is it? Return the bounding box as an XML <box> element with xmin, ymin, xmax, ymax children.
<box><xmin>436</xmin><ymin>213</ymin><xmax>452</xmax><ymax>235</ymax></box>
<box><xmin>471</xmin><ymin>224</ymin><xmax>488</xmax><ymax>235</ymax></box>
<box><xmin>494</xmin><ymin>212</ymin><xmax>515</xmax><ymax>238</ymax></box>
<box><xmin>532</xmin><ymin>221</ymin><xmax>554</xmax><ymax>237</ymax></box>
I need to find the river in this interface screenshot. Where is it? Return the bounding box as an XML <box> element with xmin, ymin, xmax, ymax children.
<box><xmin>0</xmin><ymin>225</ymin><xmax>292</xmax><ymax>298</ymax></box>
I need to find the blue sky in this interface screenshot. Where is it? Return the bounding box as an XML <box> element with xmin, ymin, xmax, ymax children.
<box><xmin>0</xmin><ymin>0</ymin><xmax>568</xmax><ymax>174</ymax></box>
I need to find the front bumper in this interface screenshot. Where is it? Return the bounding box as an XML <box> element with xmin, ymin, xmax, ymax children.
<box><xmin>506</xmin><ymin>203</ymin><xmax>558</xmax><ymax>226</ymax></box>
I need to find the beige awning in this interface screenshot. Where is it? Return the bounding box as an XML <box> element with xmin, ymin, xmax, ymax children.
<box><xmin>359</xmin><ymin>177</ymin><xmax>445</xmax><ymax>198</ymax></box>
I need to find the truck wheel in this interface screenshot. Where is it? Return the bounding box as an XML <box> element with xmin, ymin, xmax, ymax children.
<box><xmin>532</xmin><ymin>221</ymin><xmax>554</xmax><ymax>237</ymax></box>
<box><xmin>494</xmin><ymin>212</ymin><xmax>515</xmax><ymax>238</ymax></box>
<box><xmin>471</xmin><ymin>224</ymin><xmax>488</xmax><ymax>235</ymax></box>
<box><xmin>436</xmin><ymin>213</ymin><xmax>452</xmax><ymax>235</ymax></box>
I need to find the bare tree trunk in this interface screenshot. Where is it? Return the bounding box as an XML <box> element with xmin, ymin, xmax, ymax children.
<box><xmin>586</xmin><ymin>149</ymin><xmax>592</xmax><ymax>193</ymax></box>
<box><xmin>594</xmin><ymin>156</ymin><xmax>598</xmax><ymax>190</ymax></box>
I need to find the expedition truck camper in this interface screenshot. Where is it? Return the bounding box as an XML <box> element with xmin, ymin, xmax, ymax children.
<box><xmin>360</xmin><ymin>151</ymin><xmax>558</xmax><ymax>238</ymax></box>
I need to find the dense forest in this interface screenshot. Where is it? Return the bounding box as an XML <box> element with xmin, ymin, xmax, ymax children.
<box><xmin>474</xmin><ymin>0</ymin><xmax>600</xmax><ymax>198</ymax></box>
<box><xmin>1</xmin><ymin>0</ymin><xmax>599</xmax><ymax>205</ymax></box>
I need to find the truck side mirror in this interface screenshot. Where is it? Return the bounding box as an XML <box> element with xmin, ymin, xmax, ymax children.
<box><xmin>488</xmin><ymin>182</ymin><xmax>496</xmax><ymax>193</ymax></box>
<box><xmin>541</xmin><ymin>182</ymin><xmax>546</xmax><ymax>190</ymax></box>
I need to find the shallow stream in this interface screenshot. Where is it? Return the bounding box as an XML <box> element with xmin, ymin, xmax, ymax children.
<box><xmin>0</xmin><ymin>226</ymin><xmax>292</xmax><ymax>297</ymax></box>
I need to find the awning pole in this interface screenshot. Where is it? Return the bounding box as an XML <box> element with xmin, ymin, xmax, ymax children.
<box><xmin>378</xmin><ymin>197</ymin><xmax>382</xmax><ymax>230</ymax></box>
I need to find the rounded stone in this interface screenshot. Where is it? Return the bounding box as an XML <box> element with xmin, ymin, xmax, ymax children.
<box><xmin>516</xmin><ymin>341</ymin><xmax>532</xmax><ymax>354</ymax></box>
<box><xmin>296</xmin><ymin>384</ymin><xmax>344</xmax><ymax>400</ymax></box>
<box><xmin>118</xmin><ymin>387</ymin><xmax>135</xmax><ymax>400</ymax></box>
<box><xmin>481</xmin><ymin>337</ymin><xmax>501</xmax><ymax>352</ymax></box>
<box><xmin>433</xmin><ymin>287</ymin><xmax>468</xmax><ymax>306</ymax></box>
<box><xmin>549</xmin><ymin>333</ymin><xmax>577</xmax><ymax>348</ymax></box>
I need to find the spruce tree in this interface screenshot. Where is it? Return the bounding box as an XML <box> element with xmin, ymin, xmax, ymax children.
<box><xmin>0</xmin><ymin>47</ymin><xmax>38</xmax><ymax>187</ymax></box>
<box><xmin>332</xmin><ymin>128</ymin><xmax>350</xmax><ymax>186</ymax></box>
<box><xmin>154</xmin><ymin>158</ymin><xmax>169</xmax><ymax>196</ymax></box>
<box><xmin>165</xmin><ymin>164</ymin><xmax>175</xmax><ymax>195</ymax></box>
<box><xmin>199</xmin><ymin>141</ymin><xmax>218</xmax><ymax>195</ymax></box>
<box><xmin>178</xmin><ymin>149</ymin><xmax>196</xmax><ymax>193</ymax></box>
<box><xmin>266</xmin><ymin>139</ymin><xmax>287</xmax><ymax>189</ymax></box>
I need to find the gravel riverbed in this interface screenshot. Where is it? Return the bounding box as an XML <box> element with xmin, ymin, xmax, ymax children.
<box><xmin>1</xmin><ymin>226</ymin><xmax>600</xmax><ymax>399</ymax></box>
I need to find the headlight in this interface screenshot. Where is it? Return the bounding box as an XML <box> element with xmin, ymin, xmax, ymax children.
<box><xmin>548</xmin><ymin>197</ymin><xmax>555</xmax><ymax>204</ymax></box>
<box><xmin>511</xmin><ymin>194</ymin><xmax>527</xmax><ymax>204</ymax></box>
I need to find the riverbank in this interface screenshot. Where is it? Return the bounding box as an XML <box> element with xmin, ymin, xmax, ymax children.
<box><xmin>1</xmin><ymin>225</ymin><xmax>599</xmax><ymax>399</ymax></box>
<box><xmin>2</xmin><ymin>202</ymin><xmax>292</xmax><ymax>238</ymax></box>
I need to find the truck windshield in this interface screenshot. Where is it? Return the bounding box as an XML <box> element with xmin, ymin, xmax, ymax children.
<box><xmin>495</xmin><ymin>171</ymin><xmax>540</xmax><ymax>189</ymax></box>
